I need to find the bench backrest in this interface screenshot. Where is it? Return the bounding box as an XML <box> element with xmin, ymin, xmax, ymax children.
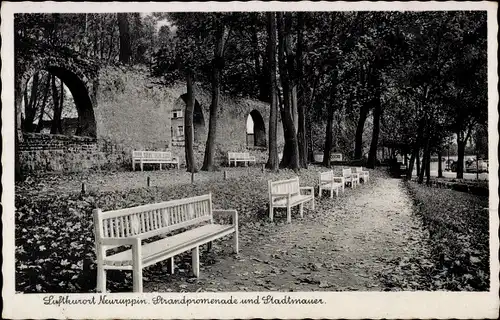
<box><xmin>268</xmin><ymin>177</ymin><xmax>300</xmax><ymax>197</ymax></box>
<box><xmin>133</xmin><ymin>151</ymin><xmax>173</xmax><ymax>160</ymax></box>
<box><xmin>94</xmin><ymin>194</ymin><xmax>213</xmax><ymax>242</ymax></box>
<box><xmin>352</xmin><ymin>167</ymin><xmax>365</xmax><ymax>173</ymax></box>
<box><xmin>228</xmin><ymin>152</ymin><xmax>250</xmax><ymax>159</ymax></box>
<box><xmin>319</xmin><ymin>170</ymin><xmax>335</xmax><ymax>183</ymax></box>
<box><xmin>342</xmin><ymin>168</ymin><xmax>352</xmax><ymax>178</ymax></box>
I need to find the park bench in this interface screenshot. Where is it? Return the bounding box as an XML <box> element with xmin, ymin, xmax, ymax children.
<box><xmin>268</xmin><ymin>177</ymin><xmax>315</xmax><ymax>223</ymax></box>
<box><xmin>336</xmin><ymin>168</ymin><xmax>358</xmax><ymax>189</ymax></box>
<box><xmin>353</xmin><ymin>167</ymin><xmax>370</xmax><ymax>183</ymax></box>
<box><xmin>318</xmin><ymin>170</ymin><xmax>345</xmax><ymax>198</ymax></box>
<box><xmin>132</xmin><ymin>151</ymin><xmax>179</xmax><ymax>171</ymax></box>
<box><xmin>227</xmin><ymin>152</ymin><xmax>256</xmax><ymax>167</ymax></box>
<box><xmin>93</xmin><ymin>193</ymin><xmax>238</xmax><ymax>293</ymax></box>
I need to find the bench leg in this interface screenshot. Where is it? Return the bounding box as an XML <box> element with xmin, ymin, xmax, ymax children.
<box><xmin>287</xmin><ymin>205</ymin><xmax>292</xmax><ymax>223</ymax></box>
<box><xmin>140</xmin><ymin>160</ymin><xmax>144</xmax><ymax>172</ymax></box>
<box><xmin>269</xmin><ymin>204</ymin><xmax>274</xmax><ymax>222</ymax></box>
<box><xmin>330</xmin><ymin>187</ymin><xmax>334</xmax><ymax>199</ymax></box>
<box><xmin>192</xmin><ymin>246</ymin><xmax>200</xmax><ymax>277</ymax></box>
<box><xmin>311</xmin><ymin>196</ymin><xmax>315</xmax><ymax>210</ymax></box>
<box><xmin>233</xmin><ymin>228</ymin><xmax>239</xmax><ymax>254</ymax></box>
<box><xmin>96</xmin><ymin>264</ymin><xmax>106</xmax><ymax>293</ymax></box>
<box><xmin>299</xmin><ymin>203</ymin><xmax>304</xmax><ymax>218</ymax></box>
<box><xmin>318</xmin><ymin>187</ymin><xmax>322</xmax><ymax>198</ymax></box>
<box><xmin>132</xmin><ymin>160</ymin><xmax>135</xmax><ymax>171</ymax></box>
<box><xmin>167</xmin><ymin>257</ymin><xmax>175</xmax><ymax>275</ymax></box>
<box><xmin>132</xmin><ymin>244</ymin><xmax>143</xmax><ymax>293</ymax></box>
<box><xmin>206</xmin><ymin>241</ymin><xmax>213</xmax><ymax>253</ymax></box>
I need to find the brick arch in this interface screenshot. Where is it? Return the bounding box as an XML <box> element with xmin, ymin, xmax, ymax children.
<box><xmin>17</xmin><ymin>55</ymin><xmax>99</xmax><ymax>137</ymax></box>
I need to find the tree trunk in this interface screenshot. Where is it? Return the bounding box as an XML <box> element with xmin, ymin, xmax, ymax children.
<box><xmin>296</xmin><ymin>12</ymin><xmax>307</xmax><ymax>169</ymax></box>
<box><xmin>23</xmin><ymin>72</ymin><xmax>40</xmax><ymax>132</ymax></box>
<box><xmin>416</xmin><ymin>150</ymin><xmax>421</xmax><ymax>177</ymax></box>
<box><xmin>366</xmin><ymin>77</ymin><xmax>381</xmax><ymax>169</ymax></box>
<box><xmin>456</xmin><ymin>134</ymin><xmax>465</xmax><ymax>179</ymax></box>
<box><xmin>354</xmin><ymin>103</ymin><xmax>370</xmax><ymax>159</ymax></box>
<box><xmin>418</xmin><ymin>137</ymin><xmax>430</xmax><ymax>184</ymax></box>
<box><xmin>35</xmin><ymin>75</ymin><xmax>51</xmax><ymax>133</ymax></box>
<box><xmin>202</xmin><ymin>21</ymin><xmax>226</xmax><ymax>171</ymax></box>
<box><xmin>407</xmin><ymin>145</ymin><xmax>418</xmax><ymax>179</ymax></box>
<box><xmin>265</xmin><ymin>12</ymin><xmax>279</xmax><ymax>171</ymax></box>
<box><xmin>50</xmin><ymin>75</ymin><xmax>63</xmax><ymax>134</ymax></box>
<box><xmin>425</xmin><ymin>149</ymin><xmax>431</xmax><ymax>185</ymax></box>
<box><xmin>323</xmin><ymin>103</ymin><xmax>335</xmax><ymax>167</ymax></box>
<box><xmin>117</xmin><ymin>13</ymin><xmax>131</xmax><ymax>64</ymax></box>
<box><xmin>184</xmin><ymin>70</ymin><xmax>197</xmax><ymax>173</ymax></box>
<box><xmin>437</xmin><ymin>151</ymin><xmax>443</xmax><ymax>178</ymax></box>
<box><xmin>277</xmin><ymin>12</ymin><xmax>299</xmax><ymax>171</ymax></box>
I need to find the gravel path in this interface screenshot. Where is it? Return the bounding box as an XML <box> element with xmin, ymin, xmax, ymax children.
<box><xmin>145</xmin><ymin>172</ymin><xmax>431</xmax><ymax>292</ymax></box>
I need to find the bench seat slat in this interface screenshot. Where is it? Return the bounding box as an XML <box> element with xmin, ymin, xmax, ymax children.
<box><xmin>104</xmin><ymin>224</ymin><xmax>234</xmax><ymax>266</ymax></box>
<box><xmin>272</xmin><ymin>194</ymin><xmax>313</xmax><ymax>207</ymax></box>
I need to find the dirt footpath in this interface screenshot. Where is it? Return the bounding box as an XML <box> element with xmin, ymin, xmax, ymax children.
<box><xmin>147</xmin><ymin>174</ymin><xmax>431</xmax><ymax>292</ymax></box>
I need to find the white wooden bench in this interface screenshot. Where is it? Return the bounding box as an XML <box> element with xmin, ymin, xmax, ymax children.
<box><xmin>93</xmin><ymin>193</ymin><xmax>238</xmax><ymax>293</ymax></box>
<box><xmin>318</xmin><ymin>171</ymin><xmax>344</xmax><ymax>198</ymax></box>
<box><xmin>268</xmin><ymin>177</ymin><xmax>315</xmax><ymax>223</ymax></box>
<box><xmin>337</xmin><ymin>168</ymin><xmax>358</xmax><ymax>189</ymax></box>
<box><xmin>132</xmin><ymin>151</ymin><xmax>179</xmax><ymax>171</ymax></box>
<box><xmin>227</xmin><ymin>152</ymin><xmax>256</xmax><ymax>167</ymax></box>
<box><xmin>353</xmin><ymin>167</ymin><xmax>370</xmax><ymax>183</ymax></box>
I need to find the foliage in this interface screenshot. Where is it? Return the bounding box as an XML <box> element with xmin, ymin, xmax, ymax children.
<box><xmin>403</xmin><ymin>181</ymin><xmax>489</xmax><ymax>290</ymax></box>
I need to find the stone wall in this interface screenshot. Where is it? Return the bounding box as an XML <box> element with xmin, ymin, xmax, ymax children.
<box><xmin>94</xmin><ymin>65</ymin><xmax>284</xmax><ymax>170</ymax></box>
<box><xmin>18</xmin><ymin>65</ymin><xmax>284</xmax><ymax>173</ymax></box>
<box><xmin>19</xmin><ymin>133</ymin><xmax>99</xmax><ymax>172</ymax></box>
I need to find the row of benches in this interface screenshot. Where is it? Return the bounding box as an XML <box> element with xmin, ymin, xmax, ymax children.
<box><xmin>93</xmin><ymin>166</ymin><xmax>369</xmax><ymax>293</ymax></box>
<box><xmin>132</xmin><ymin>151</ymin><xmax>256</xmax><ymax>171</ymax></box>
<box><xmin>269</xmin><ymin>167</ymin><xmax>369</xmax><ymax>223</ymax></box>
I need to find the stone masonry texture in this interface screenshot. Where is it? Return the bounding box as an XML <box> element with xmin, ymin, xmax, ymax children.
<box><xmin>19</xmin><ymin>65</ymin><xmax>284</xmax><ymax>173</ymax></box>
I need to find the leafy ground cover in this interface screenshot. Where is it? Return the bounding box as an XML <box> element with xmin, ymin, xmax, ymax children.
<box><xmin>15</xmin><ymin>166</ymin><xmax>489</xmax><ymax>293</ymax></box>
<box><xmin>15</xmin><ymin>166</ymin><xmax>325</xmax><ymax>293</ymax></box>
<box><xmin>401</xmin><ymin>181</ymin><xmax>490</xmax><ymax>290</ymax></box>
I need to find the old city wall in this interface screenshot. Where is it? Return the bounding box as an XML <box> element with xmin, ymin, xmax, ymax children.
<box><xmin>19</xmin><ymin>65</ymin><xmax>284</xmax><ymax>173</ymax></box>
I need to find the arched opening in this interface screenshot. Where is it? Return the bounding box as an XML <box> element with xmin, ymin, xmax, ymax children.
<box><xmin>246</xmin><ymin>110</ymin><xmax>266</xmax><ymax>148</ymax></box>
<box><xmin>172</xmin><ymin>94</ymin><xmax>206</xmax><ymax>145</ymax></box>
<box><xmin>20</xmin><ymin>67</ymin><xmax>96</xmax><ymax>137</ymax></box>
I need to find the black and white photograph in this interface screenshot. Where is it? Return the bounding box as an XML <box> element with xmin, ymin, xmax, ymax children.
<box><xmin>2</xmin><ymin>1</ymin><xmax>498</xmax><ymax>319</ymax></box>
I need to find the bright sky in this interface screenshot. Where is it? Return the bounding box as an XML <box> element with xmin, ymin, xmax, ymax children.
<box><xmin>141</xmin><ymin>12</ymin><xmax>172</xmax><ymax>32</ymax></box>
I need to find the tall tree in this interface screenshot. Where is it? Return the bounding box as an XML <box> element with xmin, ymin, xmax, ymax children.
<box><xmin>277</xmin><ymin>12</ymin><xmax>300</xmax><ymax>171</ymax></box>
<box><xmin>184</xmin><ymin>70</ymin><xmax>197</xmax><ymax>172</ymax></box>
<box><xmin>202</xmin><ymin>15</ymin><xmax>229</xmax><ymax>171</ymax></box>
<box><xmin>296</xmin><ymin>12</ymin><xmax>308</xmax><ymax>168</ymax></box>
<box><xmin>265</xmin><ymin>12</ymin><xmax>279</xmax><ymax>171</ymax></box>
<box><xmin>117</xmin><ymin>13</ymin><xmax>131</xmax><ymax>64</ymax></box>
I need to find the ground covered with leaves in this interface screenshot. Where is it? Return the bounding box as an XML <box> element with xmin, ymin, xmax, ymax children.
<box><xmin>15</xmin><ymin>166</ymin><xmax>490</xmax><ymax>293</ymax></box>
<box><xmin>402</xmin><ymin>181</ymin><xmax>490</xmax><ymax>291</ymax></box>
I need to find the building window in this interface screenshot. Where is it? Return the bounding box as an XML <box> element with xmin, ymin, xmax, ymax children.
<box><xmin>177</xmin><ymin>126</ymin><xmax>184</xmax><ymax>136</ymax></box>
<box><xmin>172</xmin><ymin>110</ymin><xmax>183</xmax><ymax>119</ymax></box>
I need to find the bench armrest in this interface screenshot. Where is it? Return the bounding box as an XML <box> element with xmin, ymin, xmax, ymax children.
<box><xmin>300</xmin><ymin>187</ymin><xmax>314</xmax><ymax>194</ymax></box>
<box><xmin>212</xmin><ymin>209</ymin><xmax>238</xmax><ymax>225</ymax></box>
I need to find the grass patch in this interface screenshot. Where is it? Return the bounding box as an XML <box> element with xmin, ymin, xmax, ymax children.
<box><xmin>403</xmin><ymin>181</ymin><xmax>489</xmax><ymax>290</ymax></box>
